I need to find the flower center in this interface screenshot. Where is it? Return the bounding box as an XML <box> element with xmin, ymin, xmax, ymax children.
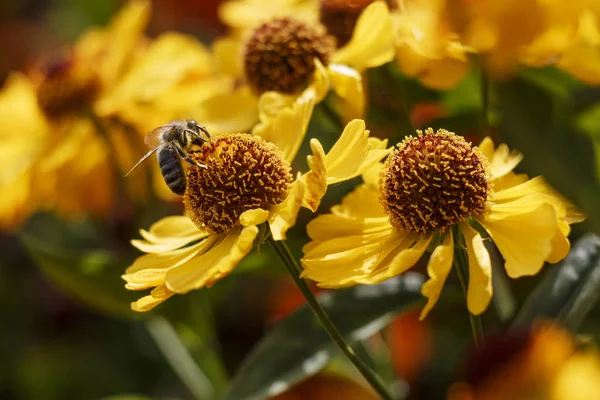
<box><xmin>184</xmin><ymin>134</ymin><xmax>293</xmax><ymax>234</ymax></box>
<box><xmin>243</xmin><ymin>17</ymin><xmax>335</xmax><ymax>95</ymax></box>
<box><xmin>35</xmin><ymin>51</ymin><xmax>100</xmax><ymax>118</ymax></box>
<box><xmin>320</xmin><ymin>0</ymin><xmax>398</xmax><ymax>47</ymax></box>
<box><xmin>379</xmin><ymin>128</ymin><xmax>491</xmax><ymax>235</ymax></box>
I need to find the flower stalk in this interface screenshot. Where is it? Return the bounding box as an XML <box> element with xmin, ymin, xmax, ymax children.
<box><xmin>268</xmin><ymin>237</ymin><xmax>395</xmax><ymax>400</ymax></box>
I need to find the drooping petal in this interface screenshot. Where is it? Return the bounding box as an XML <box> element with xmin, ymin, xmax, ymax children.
<box><xmin>478</xmin><ymin>203</ymin><xmax>558</xmax><ymax>278</ymax></box>
<box><xmin>488</xmin><ymin>143</ymin><xmax>523</xmax><ymax>181</ymax></box>
<box><xmin>306</xmin><ymin>214</ymin><xmax>391</xmax><ymax>242</ymax></box>
<box><xmin>327</xmin><ymin>64</ymin><xmax>364</xmax><ymax>121</ymax></box>
<box><xmin>240</xmin><ymin>208</ymin><xmax>270</xmax><ymax>227</ymax></box>
<box><xmin>330</xmin><ymin>183</ymin><xmax>387</xmax><ymax>219</ymax></box>
<box><xmin>132</xmin><ymin>216</ymin><xmax>209</xmax><ymax>253</ymax></box>
<box><xmin>420</xmin><ymin>231</ymin><xmax>453</xmax><ymax>320</ymax></box>
<box><xmin>460</xmin><ymin>222</ymin><xmax>493</xmax><ymax>316</ymax></box>
<box><xmin>252</xmin><ymin>89</ymin><xmax>316</xmax><ymax>163</ymax></box>
<box><xmin>301</xmin><ymin>229</ymin><xmax>420</xmax><ymax>287</ymax></box>
<box><xmin>269</xmin><ymin>177</ymin><xmax>305</xmax><ymax>240</ymax></box>
<box><xmin>332</xmin><ymin>1</ymin><xmax>394</xmax><ymax>71</ymax></box>
<box><xmin>301</xmin><ymin>139</ymin><xmax>327</xmax><ymax>212</ymax></box>
<box><xmin>131</xmin><ymin>284</ymin><xmax>175</xmax><ymax>312</ymax></box>
<box><xmin>165</xmin><ymin>225</ymin><xmax>259</xmax><ymax>293</ymax></box>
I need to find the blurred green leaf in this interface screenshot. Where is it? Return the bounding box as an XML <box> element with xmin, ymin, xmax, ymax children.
<box><xmin>224</xmin><ymin>273</ymin><xmax>425</xmax><ymax>400</ymax></box>
<box><xmin>98</xmin><ymin>396</ymin><xmax>156</xmax><ymax>400</ymax></box>
<box><xmin>20</xmin><ymin>234</ymin><xmax>140</xmax><ymax>318</ymax></box>
<box><xmin>511</xmin><ymin>234</ymin><xmax>600</xmax><ymax>331</ymax></box>
<box><xmin>496</xmin><ymin>77</ymin><xmax>600</xmax><ymax>235</ymax></box>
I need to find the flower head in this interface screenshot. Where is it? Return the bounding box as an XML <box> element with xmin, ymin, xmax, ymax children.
<box><xmin>301</xmin><ymin>128</ymin><xmax>583</xmax><ymax>319</ymax></box>
<box><xmin>122</xmin><ymin>106</ymin><xmax>392</xmax><ymax>311</ymax></box>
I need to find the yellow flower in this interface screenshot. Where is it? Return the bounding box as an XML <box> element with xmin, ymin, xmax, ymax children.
<box><xmin>301</xmin><ymin>128</ymin><xmax>583</xmax><ymax>319</ymax></box>
<box><xmin>122</xmin><ymin>103</ymin><xmax>392</xmax><ymax>311</ymax></box>
<box><xmin>448</xmin><ymin>322</ymin><xmax>600</xmax><ymax>400</ymax></box>
<box><xmin>197</xmin><ymin>1</ymin><xmax>394</xmax><ymax>134</ymax></box>
<box><xmin>0</xmin><ymin>0</ymin><xmax>221</xmax><ymax>227</ymax></box>
<box><xmin>219</xmin><ymin>0</ymin><xmax>318</xmax><ymax>33</ymax></box>
<box><xmin>393</xmin><ymin>0</ymin><xmax>473</xmax><ymax>89</ymax></box>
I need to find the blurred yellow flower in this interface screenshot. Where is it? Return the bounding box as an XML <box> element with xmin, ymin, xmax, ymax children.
<box><xmin>556</xmin><ymin>10</ymin><xmax>600</xmax><ymax>85</ymax></box>
<box><xmin>448</xmin><ymin>322</ymin><xmax>600</xmax><ymax>400</ymax></box>
<box><xmin>393</xmin><ymin>0</ymin><xmax>473</xmax><ymax>89</ymax></box>
<box><xmin>0</xmin><ymin>0</ymin><xmax>220</xmax><ymax>228</ymax></box>
<box><xmin>122</xmin><ymin>103</ymin><xmax>392</xmax><ymax>311</ymax></box>
<box><xmin>198</xmin><ymin>1</ymin><xmax>394</xmax><ymax>134</ymax></box>
<box><xmin>219</xmin><ymin>0</ymin><xmax>318</xmax><ymax>33</ymax></box>
<box><xmin>301</xmin><ymin>129</ymin><xmax>583</xmax><ymax>319</ymax></box>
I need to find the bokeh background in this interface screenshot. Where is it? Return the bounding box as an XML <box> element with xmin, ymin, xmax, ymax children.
<box><xmin>2</xmin><ymin>1</ymin><xmax>598</xmax><ymax>399</ymax></box>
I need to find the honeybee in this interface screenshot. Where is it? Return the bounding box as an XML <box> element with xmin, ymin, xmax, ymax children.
<box><xmin>126</xmin><ymin>120</ymin><xmax>211</xmax><ymax>195</ymax></box>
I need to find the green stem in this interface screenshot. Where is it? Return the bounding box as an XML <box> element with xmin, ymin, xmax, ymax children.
<box><xmin>268</xmin><ymin>237</ymin><xmax>395</xmax><ymax>400</ymax></box>
<box><xmin>452</xmin><ymin>233</ymin><xmax>484</xmax><ymax>348</ymax></box>
<box><xmin>146</xmin><ymin>316</ymin><xmax>216</xmax><ymax>400</ymax></box>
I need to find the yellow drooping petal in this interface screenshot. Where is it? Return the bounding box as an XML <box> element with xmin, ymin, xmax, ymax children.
<box><xmin>240</xmin><ymin>208</ymin><xmax>270</xmax><ymax>227</ymax></box>
<box><xmin>124</xmin><ymin>241</ymin><xmax>208</xmax><ymax>279</ymax></box>
<box><xmin>460</xmin><ymin>222</ymin><xmax>493</xmax><ymax>316</ymax></box>
<box><xmin>420</xmin><ymin>231</ymin><xmax>453</xmax><ymax>320</ymax></box>
<box><xmin>192</xmin><ymin>85</ymin><xmax>259</xmax><ymax>134</ymax></box>
<box><xmin>478</xmin><ymin>203</ymin><xmax>558</xmax><ymax>278</ymax></box>
<box><xmin>327</xmin><ymin>64</ymin><xmax>364</xmax><ymax>121</ymax></box>
<box><xmin>301</xmin><ymin>229</ymin><xmax>416</xmax><ymax>287</ymax></box>
<box><xmin>484</xmin><ymin>140</ymin><xmax>523</xmax><ymax>181</ymax></box>
<box><xmin>331</xmin><ymin>183</ymin><xmax>387</xmax><ymax>219</ymax></box>
<box><xmin>132</xmin><ymin>216</ymin><xmax>209</xmax><ymax>253</ymax></box>
<box><xmin>219</xmin><ymin>0</ymin><xmax>317</xmax><ymax>31</ymax></box>
<box><xmin>332</xmin><ymin>1</ymin><xmax>394</xmax><ymax>71</ymax></box>
<box><xmin>131</xmin><ymin>284</ymin><xmax>175</xmax><ymax>312</ymax></box>
<box><xmin>269</xmin><ymin>177</ymin><xmax>305</xmax><ymax>240</ymax></box>
<box><xmin>301</xmin><ymin>139</ymin><xmax>327</xmax><ymax>212</ymax></box>
<box><xmin>252</xmin><ymin>90</ymin><xmax>316</xmax><ymax>163</ymax></box>
<box><xmin>165</xmin><ymin>224</ymin><xmax>259</xmax><ymax>293</ymax></box>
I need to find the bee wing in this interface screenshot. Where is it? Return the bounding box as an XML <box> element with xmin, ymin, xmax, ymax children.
<box><xmin>125</xmin><ymin>147</ymin><xmax>160</xmax><ymax>177</ymax></box>
<box><xmin>144</xmin><ymin>125</ymin><xmax>174</xmax><ymax>148</ymax></box>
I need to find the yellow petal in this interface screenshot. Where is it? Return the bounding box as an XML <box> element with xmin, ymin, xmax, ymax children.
<box><xmin>125</xmin><ymin>239</ymin><xmax>210</xmax><ymax>276</ymax></box>
<box><xmin>325</xmin><ymin>119</ymin><xmax>392</xmax><ymax>184</ymax></box>
<box><xmin>361</xmin><ymin>161</ymin><xmax>383</xmax><ymax>188</ymax></box>
<box><xmin>331</xmin><ymin>183</ymin><xmax>387</xmax><ymax>219</ymax></box>
<box><xmin>132</xmin><ymin>216</ymin><xmax>208</xmax><ymax>253</ymax></box>
<box><xmin>213</xmin><ymin>35</ymin><xmax>243</xmax><ymax>78</ymax></box>
<box><xmin>478</xmin><ymin>137</ymin><xmax>495</xmax><ymax>160</ymax></box>
<box><xmin>253</xmin><ymin>92</ymin><xmax>316</xmax><ymax>163</ymax></box>
<box><xmin>131</xmin><ymin>284</ymin><xmax>175</xmax><ymax>312</ymax></box>
<box><xmin>332</xmin><ymin>1</ymin><xmax>394</xmax><ymax>70</ymax></box>
<box><xmin>327</xmin><ymin>64</ymin><xmax>365</xmax><ymax>121</ymax></box>
<box><xmin>269</xmin><ymin>177</ymin><xmax>305</xmax><ymax>240</ymax></box>
<box><xmin>306</xmin><ymin>214</ymin><xmax>392</xmax><ymax>242</ymax></box>
<box><xmin>165</xmin><ymin>225</ymin><xmax>259</xmax><ymax>293</ymax></box>
<box><xmin>96</xmin><ymin>32</ymin><xmax>212</xmax><ymax>116</ymax></box>
<box><xmin>301</xmin><ymin>229</ymin><xmax>419</xmax><ymax>287</ymax></box>
<box><xmin>547</xmin><ymin>220</ymin><xmax>571</xmax><ymax>264</ymax></box>
<box><xmin>78</xmin><ymin>0</ymin><xmax>150</xmax><ymax>86</ymax></box>
<box><xmin>300</xmin><ymin>139</ymin><xmax>327</xmax><ymax>212</ymax></box>
<box><xmin>479</xmin><ymin>203</ymin><xmax>558</xmax><ymax>278</ymax></box>
<box><xmin>240</xmin><ymin>208</ymin><xmax>270</xmax><ymax>226</ymax></box>
<box><xmin>420</xmin><ymin>231</ymin><xmax>453</xmax><ymax>320</ymax></box>
<box><xmin>487</xmin><ymin>143</ymin><xmax>523</xmax><ymax>181</ymax></box>
<box><xmin>193</xmin><ymin>85</ymin><xmax>259</xmax><ymax>134</ymax></box>
<box><xmin>460</xmin><ymin>222</ymin><xmax>493</xmax><ymax>316</ymax></box>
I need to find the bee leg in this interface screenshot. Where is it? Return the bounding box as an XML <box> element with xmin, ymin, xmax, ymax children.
<box><xmin>170</xmin><ymin>143</ymin><xmax>208</xmax><ymax>169</ymax></box>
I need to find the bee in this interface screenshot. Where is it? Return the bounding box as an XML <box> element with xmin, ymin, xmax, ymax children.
<box><xmin>126</xmin><ymin>120</ymin><xmax>211</xmax><ymax>195</ymax></box>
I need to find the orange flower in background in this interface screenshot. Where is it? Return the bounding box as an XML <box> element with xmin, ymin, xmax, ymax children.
<box><xmin>448</xmin><ymin>322</ymin><xmax>600</xmax><ymax>400</ymax></box>
<box><xmin>273</xmin><ymin>373</ymin><xmax>377</xmax><ymax>400</ymax></box>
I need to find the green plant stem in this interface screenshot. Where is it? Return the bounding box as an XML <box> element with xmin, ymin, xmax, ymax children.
<box><xmin>146</xmin><ymin>316</ymin><xmax>216</xmax><ymax>400</ymax></box>
<box><xmin>453</xmin><ymin>237</ymin><xmax>484</xmax><ymax>348</ymax></box>
<box><xmin>268</xmin><ymin>237</ymin><xmax>395</xmax><ymax>400</ymax></box>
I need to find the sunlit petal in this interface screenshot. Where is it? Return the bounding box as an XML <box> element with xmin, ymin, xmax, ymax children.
<box><xmin>327</xmin><ymin>64</ymin><xmax>364</xmax><ymax>121</ymax></box>
<box><xmin>460</xmin><ymin>222</ymin><xmax>493</xmax><ymax>316</ymax></box>
<box><xmin>420</xmin><ymin>231</ymin><xmax>453</xmax><ymax>320</ymax></box>
<box><xmin>332</xmin><ymin>1</ymin><xmax>394</xmax><ymax>70</ymax></box>
<box><xmin>131</xmin><ymin>284</ymin><xmax>175</xmax><ymax>312</ymax></box>
<box><xmin>269</xmin><ymin>177</ymin><xmax>305</xmax><ymax>240</ymax></box>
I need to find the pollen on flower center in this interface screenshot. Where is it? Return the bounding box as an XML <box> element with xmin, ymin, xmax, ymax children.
<box><xmin>35</xmin><ymin>51</ymin><xmax>100</xmax><ymax>118</ymax></box>
<box><xmin>380</xmin><ymin>128</ymin><xmax>491</xmax><ymax>235</ymax></box>
<box><xmin>243</xmin><ymin>17</ymin><xmax>335</xmax><ymax>95</ymax></box>
<box><xmin>184</xmin><ymin>134</ymin><xmax>293</xmax><ymax>234</ymax></box>
<box><xmin>320</xmin><ymin>0</ymin><xmax>398</xmax><ymax>47</ymax></box>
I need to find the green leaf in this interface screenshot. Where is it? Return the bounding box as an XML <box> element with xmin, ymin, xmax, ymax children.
<box><xmin>496</xmin><ymin>77</ymin><xmax>600</xmax><ymax>235</ymax></box>
<box><xmin>20</xmin><ymin>234</ymin><xmax>140</xmax><ymax>318</ymax></box>
<box><xmin>224</xmin><ymin>273</ymin><xmax>425</xmax><ymax>400</ymax></box>
<box><xmin>511</xmin><ymin>234</ymin><xmax>600</xmax><ymax>331</ymax></box>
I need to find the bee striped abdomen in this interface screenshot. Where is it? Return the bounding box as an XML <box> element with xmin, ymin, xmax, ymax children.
<box><xmin>158</xmin><ymin>146</ymin><xmax>186</xmax><ymax>195</ymax></box>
